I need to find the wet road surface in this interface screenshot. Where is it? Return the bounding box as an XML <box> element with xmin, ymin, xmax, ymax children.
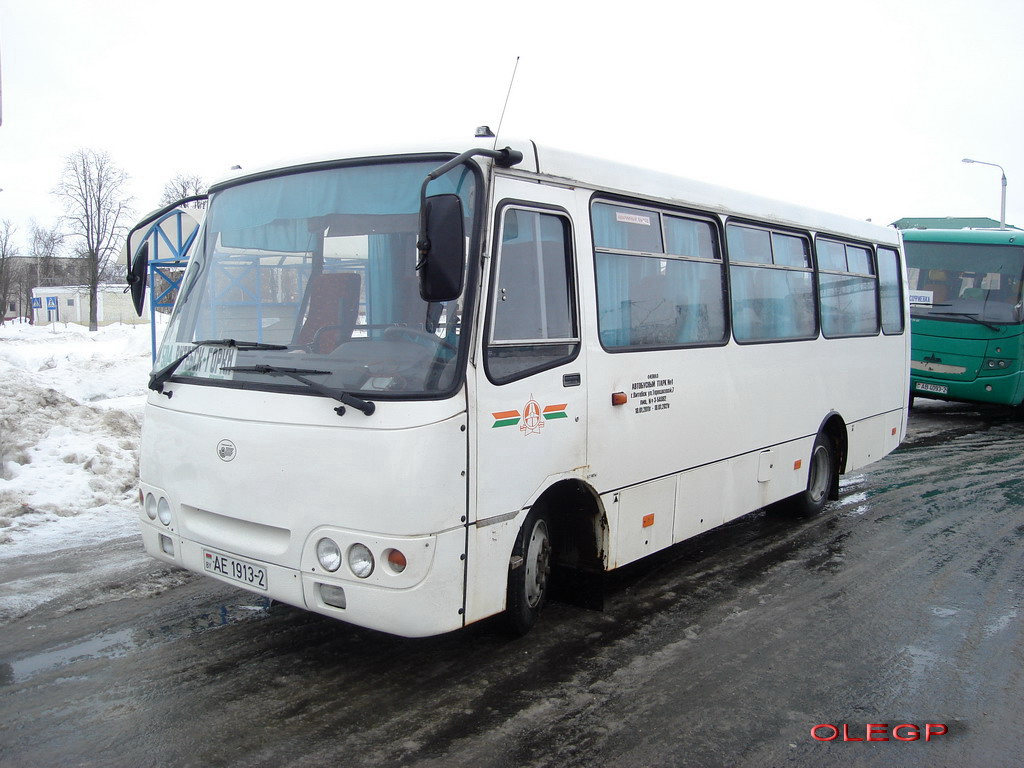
<box><xmin>1</xmin><ymin>399</ymin><xmax>1022</xmax><ymax>767</ymax></box>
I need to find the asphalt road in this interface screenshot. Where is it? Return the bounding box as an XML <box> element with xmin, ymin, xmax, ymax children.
<box><xmin>1</xmin><ymin>399</ymin><xmax>1021</xmax><ymax>768</ymax></box>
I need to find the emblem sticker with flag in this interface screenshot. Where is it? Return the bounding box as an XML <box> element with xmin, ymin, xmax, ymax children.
<box><xmin>492</xmin><ymin>398</ymin><xmax>568</xmax><ymax>434</ymax></box>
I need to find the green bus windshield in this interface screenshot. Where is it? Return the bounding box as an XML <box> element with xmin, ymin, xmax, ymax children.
<box><xmin>906</xmin><ymin>241</ymin><xmax>1024</xmax><ymax>325</ymax></box>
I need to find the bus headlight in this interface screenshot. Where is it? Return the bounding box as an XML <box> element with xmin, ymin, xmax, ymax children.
<box><xmin>348</xmin><ymin>543</ymin><xmax>375</xmax><ymax>578</ymax></box>
<box><xmin>984</xmin><ymin>358</ymin><xmax>1010</xmax><ymax>370</ymax></box>
<box><xmin>145</xmin><ymin>494</ymin><xmax>158</xmax><ymax>520</ymax></box>
<box><xmin>316</xmin><ymin>538</ymin><xmax>342</xmax><ymax>572</ymax></box>
<box><xmin>157</xmin><ymin>497</ymin><xmax>172</xmax><ymax>526</ymax></box>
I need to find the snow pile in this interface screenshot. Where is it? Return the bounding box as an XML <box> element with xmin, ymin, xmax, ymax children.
<box><xmin>0</xmin><ymin>321</ymin><xmax>158</xmax><ymax>555</ymax></box>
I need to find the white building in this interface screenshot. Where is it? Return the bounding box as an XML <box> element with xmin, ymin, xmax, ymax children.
<box><xmin>31</xmin><ymin>284</ymin><xmax>147</xmax><ymax>326</ymax></box>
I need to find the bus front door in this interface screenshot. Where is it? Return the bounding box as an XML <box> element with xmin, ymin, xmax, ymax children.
<box><xmin>468</xmin><ymin>198</ymin><xmax>587</xmax><ymax>625</ymax></box>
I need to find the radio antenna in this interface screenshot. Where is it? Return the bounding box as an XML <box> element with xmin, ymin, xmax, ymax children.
<box><xmin>492</xmin><ymin>56</ymin><xmax>520</xmax><ymax>149</ymax></box>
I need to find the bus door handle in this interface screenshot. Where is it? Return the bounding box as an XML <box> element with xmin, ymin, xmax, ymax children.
<box><xmin>562</xmin><ymin>373</ymin><xmax>581</xmax><ymax>387</ymax></box>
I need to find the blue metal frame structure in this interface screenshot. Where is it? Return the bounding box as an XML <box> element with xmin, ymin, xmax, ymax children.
<box><xmin>132</xmin><ymin>205</ymin><xmax>373</xmax><ymax>357</ymax></box>
<box><xmin>132</xmin><ymin>208</ymin><xmax>202</xmax><ymax>360</ymax></box>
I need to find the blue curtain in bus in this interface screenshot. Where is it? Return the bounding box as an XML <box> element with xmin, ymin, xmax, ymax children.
<box><xmin>211</xmin><ymin>164</ymin><xmax>475</xmax><ymax>253</ymax></box>
<box><xmin>664</xmin><ymin>219</ymin><xmax>704</xmax><ymax>344</ymax></box>
<box><xmin>368</xmin><ymin>234</ymin><xmax>396</xmax><ymax>330</ymax></box>
<box><xmin>368</xmin><ymin>233</ymin><xmax>419</xmax><ymax>330</ymax></box>
<box><xmin>593</xmin><ymin>206</ymin><xmax>634</xmax><ymax>346</ymax></box>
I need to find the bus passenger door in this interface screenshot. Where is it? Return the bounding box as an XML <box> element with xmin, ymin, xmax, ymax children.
<box><xmin>467</xmin><ymin>198</ymin><xmax>587</xmax><ymax>621</ymax></box>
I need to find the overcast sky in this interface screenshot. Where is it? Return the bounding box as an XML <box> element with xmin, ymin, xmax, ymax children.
<box><xmin>2</xmin><ymin>0</ymin><xmax>1023</xmax><ymax>252</ymax></box>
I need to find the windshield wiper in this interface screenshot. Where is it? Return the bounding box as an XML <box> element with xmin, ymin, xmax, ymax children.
<box><xmin>149</xmin><ymin>339</ymin><xmax>289</xmax><ymax>393</ymax></box>
<box><xmin>223</xmin><ymin>365</ymin><xmax>376</xmax><ymax>417</ymax></box>
<box><xmin>927</xmin><ymin>312</ymin><xmax>1001</xmax><ymax>331</ymax></box>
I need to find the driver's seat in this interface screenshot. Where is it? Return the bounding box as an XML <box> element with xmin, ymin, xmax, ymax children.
<box><xmin>295</xmin><ymin>272</ymin><xmax>361</xmax><ymax>352</ymax></box>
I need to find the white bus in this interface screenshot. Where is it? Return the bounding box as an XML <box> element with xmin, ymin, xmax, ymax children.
<box><xmin>129</xmin><ymin>138</ymin><xmax>909</xmax><ymax>637</ymax></box>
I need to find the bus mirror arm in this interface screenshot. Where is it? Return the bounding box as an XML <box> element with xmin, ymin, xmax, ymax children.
<box><xmin>416</xmin><ymin>147</ymin><xmax>523</xmax><ymax>302</ymax></box>
<box><xmin>415</xmin><ymin>147</ymin><xmax>524</xmax><ymax>251</ymax></box>
<box><xmin>420</xmin><ymin>146</ymin><xmax>523</xmax><ymax>194</ymax></box>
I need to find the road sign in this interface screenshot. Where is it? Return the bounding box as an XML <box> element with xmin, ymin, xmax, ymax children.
<box><xmin>31</xmin><ymin>297</ymin><xmax>42</xmax><ymax>309</ymax></box>
<box><xmin>46</xmin><ymin>296</ymin><xmax>58</xmax><ymax>310</ymax></box>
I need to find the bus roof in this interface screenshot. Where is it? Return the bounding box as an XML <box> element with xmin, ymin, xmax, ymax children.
<box><xmin>901</xmin><ymin>228</ymin><xmax>1024</xmax><ymax>245</ymax></box>
<box><xmin>527</xmin><ymin>143</ymin><xmax>899</xmax><ymax>246</ymax></box>
<box><xmin>212</xmin><ymin>137</ymin><xmax>901</xmax><ymax>247</ymax></box>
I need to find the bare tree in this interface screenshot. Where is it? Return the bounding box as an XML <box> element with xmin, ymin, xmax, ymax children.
<box><xmin>0</xmin><ymin>220</ymin><xmax>19</xmax><ymax>324</ymax></box>
<box><xmin>28</xmin><ymin>220</ymin><xmax>64</xmax><ymax>281</ymax></box>
<box><xmin>160</xmin><ymin>173</ymin><xmax>207</xmax><ymax>208</ymax></box>
<box><xmin>53</xmin><ymin>149</ymin><xmax>134</xmax><ymax>330</ymax></box>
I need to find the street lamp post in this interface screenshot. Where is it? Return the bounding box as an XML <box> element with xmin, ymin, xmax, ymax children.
<box><xmin>962</xmin><ymin>157</ymin><xmax>1007</xmax><ymax>229</ymax></box>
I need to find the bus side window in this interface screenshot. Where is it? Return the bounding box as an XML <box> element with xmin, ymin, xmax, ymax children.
<box><xmin>877</xmin><ymin>246</ymin><xmax>904</xmax><ymax>334</ymax></box>
<box><xmin>817</xmin><ymin>240</ymin><xmax>879</xmax><ymax>338</ymax></box>
<box><xmin>595</xmin><ymin>208</ymin><xmax>727</xmax><ymax>350</ymax></box>
<box><xmin>727</xmin><ymin>223</ymin><xmax>816</xmax><ymax>343</ymax></box>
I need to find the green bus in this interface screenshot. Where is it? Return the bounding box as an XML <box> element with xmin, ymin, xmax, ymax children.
<box><xmin>904</xmin><ymin>228</ymin><xmax>1024</xmax><ymax>406</ymax></box>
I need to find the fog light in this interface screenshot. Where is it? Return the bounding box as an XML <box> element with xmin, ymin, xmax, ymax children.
<box><xmin>157</xmin><ymin>497</ymin><xmax>172</xmax><ymax>526</ymax></box>
<box><xmin>348</xmin><ymin>543</ymin><xmax>374</xmax><ymax>578</ymax></box>
<box><xmin>145</xmin><ymin>494</ymin><xmax>158</xmax><ymax>520</ymax></box>
<box><xmin>159</xmin><ymin>533</ymin><xmax>174</xmax><ymax>556</ymax></box>
<box><xmin>386</xmin><ymin>549</ymin><xmax>407</xmax><ymax>573</ymax></box>
<box><xmin>319</xmin><ymin>583</ymin><xmax>347</xmax><ymax>609</ymax></box>
<box><xmin>316</xmin><ymin>538</ymin><xmax>342</xmax><ymax>572</ymax></box>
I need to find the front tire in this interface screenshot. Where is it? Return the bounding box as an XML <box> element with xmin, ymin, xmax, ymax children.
<box><xmin>504</xmin><ymin>509</ymin><xmax>552</xmax><ymax>635</ymax></box>
<box><xmin>788</xmin><ymin>432</ymin><xmax>836</xmax><ymax>517</ymax></box>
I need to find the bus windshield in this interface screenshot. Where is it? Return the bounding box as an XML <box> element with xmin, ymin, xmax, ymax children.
<box><xmin>906</xmin><ymin>241</ymin><xmax>1024</xmax><ymax>325</ymax></box>
<box><xmin>157</xmin><ymin>158</ymin><xmax>479</xmax><ymax>399</ymax></box>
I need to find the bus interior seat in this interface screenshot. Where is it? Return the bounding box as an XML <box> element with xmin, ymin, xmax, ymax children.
<box><xmin>295</xmin><ymin>272</ymin><xmax>362</xmax><ymax>352</ymax></box>
<box><xmin>923</xmin><ymin>270</ymin><xmax>951</xmax><ymax>303</ymax></box>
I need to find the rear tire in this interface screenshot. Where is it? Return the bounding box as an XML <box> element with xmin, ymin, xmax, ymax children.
<box><xmin>788</xmin><ymin>431</ymin><xmax>836</xmax><ymax>517</ymax></box>
<box><xmin>504</xmin><ymin>509</ymin><xmax>552</xmax><ymax>635</ymax></box>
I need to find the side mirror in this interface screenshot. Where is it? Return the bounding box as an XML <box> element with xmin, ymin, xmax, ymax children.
<box><xmin>417</xmin><ymin>194</ymin><xmax>465</xmax><ymax>302</ymax></box>
<box><xmin>127</xmin><ymin>242</ymin><xmax>149</xmax><ymax>315</ymax></box>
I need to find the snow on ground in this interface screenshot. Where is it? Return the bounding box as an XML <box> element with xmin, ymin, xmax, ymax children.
<box><xmin>0</xmin><ymin>319</ymin><xmax>160</xmax><ymax>559</ymax></box>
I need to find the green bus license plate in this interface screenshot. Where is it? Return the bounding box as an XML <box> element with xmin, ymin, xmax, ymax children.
<box><xmin>203</xmin><ymin>549</ymin><xmax>268</xmax><ymax>591</ymax></box>
<box><xmin>916</xmin><ymin>382</ymin><xmax>948</xmax><ymax>394</ymax></box>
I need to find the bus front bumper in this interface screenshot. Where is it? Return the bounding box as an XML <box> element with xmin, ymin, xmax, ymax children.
<box><xmin>911</xmin><ymin>370</ymin><xmax>1023</xmax><ymax>405</ymax></box>
<box><xmin>139</xmin><ymin>523</ymin><xmax>469</xmax><ymax>638</ymax></box>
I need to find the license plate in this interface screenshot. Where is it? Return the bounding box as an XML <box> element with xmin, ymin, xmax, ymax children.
<box><xmin>203</xmin><ymin>549</ymin><xmax>268</xmax><ymax>591</ymax></box>
<box><xmin>916</xmin><ymin>382</ymin><xmax>948</xmax><ymax>394</ymax></box>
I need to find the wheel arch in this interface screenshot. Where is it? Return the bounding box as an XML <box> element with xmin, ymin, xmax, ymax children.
<box><xmin>528</xmin><ymin>478</ymin><xmax>608</xmax><ymax>608</ymax></box>
<box><xmin>817</xmin><ymin>411</ymin><xmax>848</xmax><ymax>500</ymax></box>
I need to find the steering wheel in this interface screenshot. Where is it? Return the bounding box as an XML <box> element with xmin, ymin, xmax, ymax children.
<box><xmin>305</xmin><ymin>324</ymin><xmax>348</xmax><ymax>353</ymax></box>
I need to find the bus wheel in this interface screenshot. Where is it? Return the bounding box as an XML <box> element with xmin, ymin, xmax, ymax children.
<box><xmin>789</xmin><ymin>432</ymin><xmax>836</xmax><ymax>517</ymax></box>
<box><xmin>505</xmin><ymin>509</ymin><xmax>552</xmax><ymax>635</ymax></box>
